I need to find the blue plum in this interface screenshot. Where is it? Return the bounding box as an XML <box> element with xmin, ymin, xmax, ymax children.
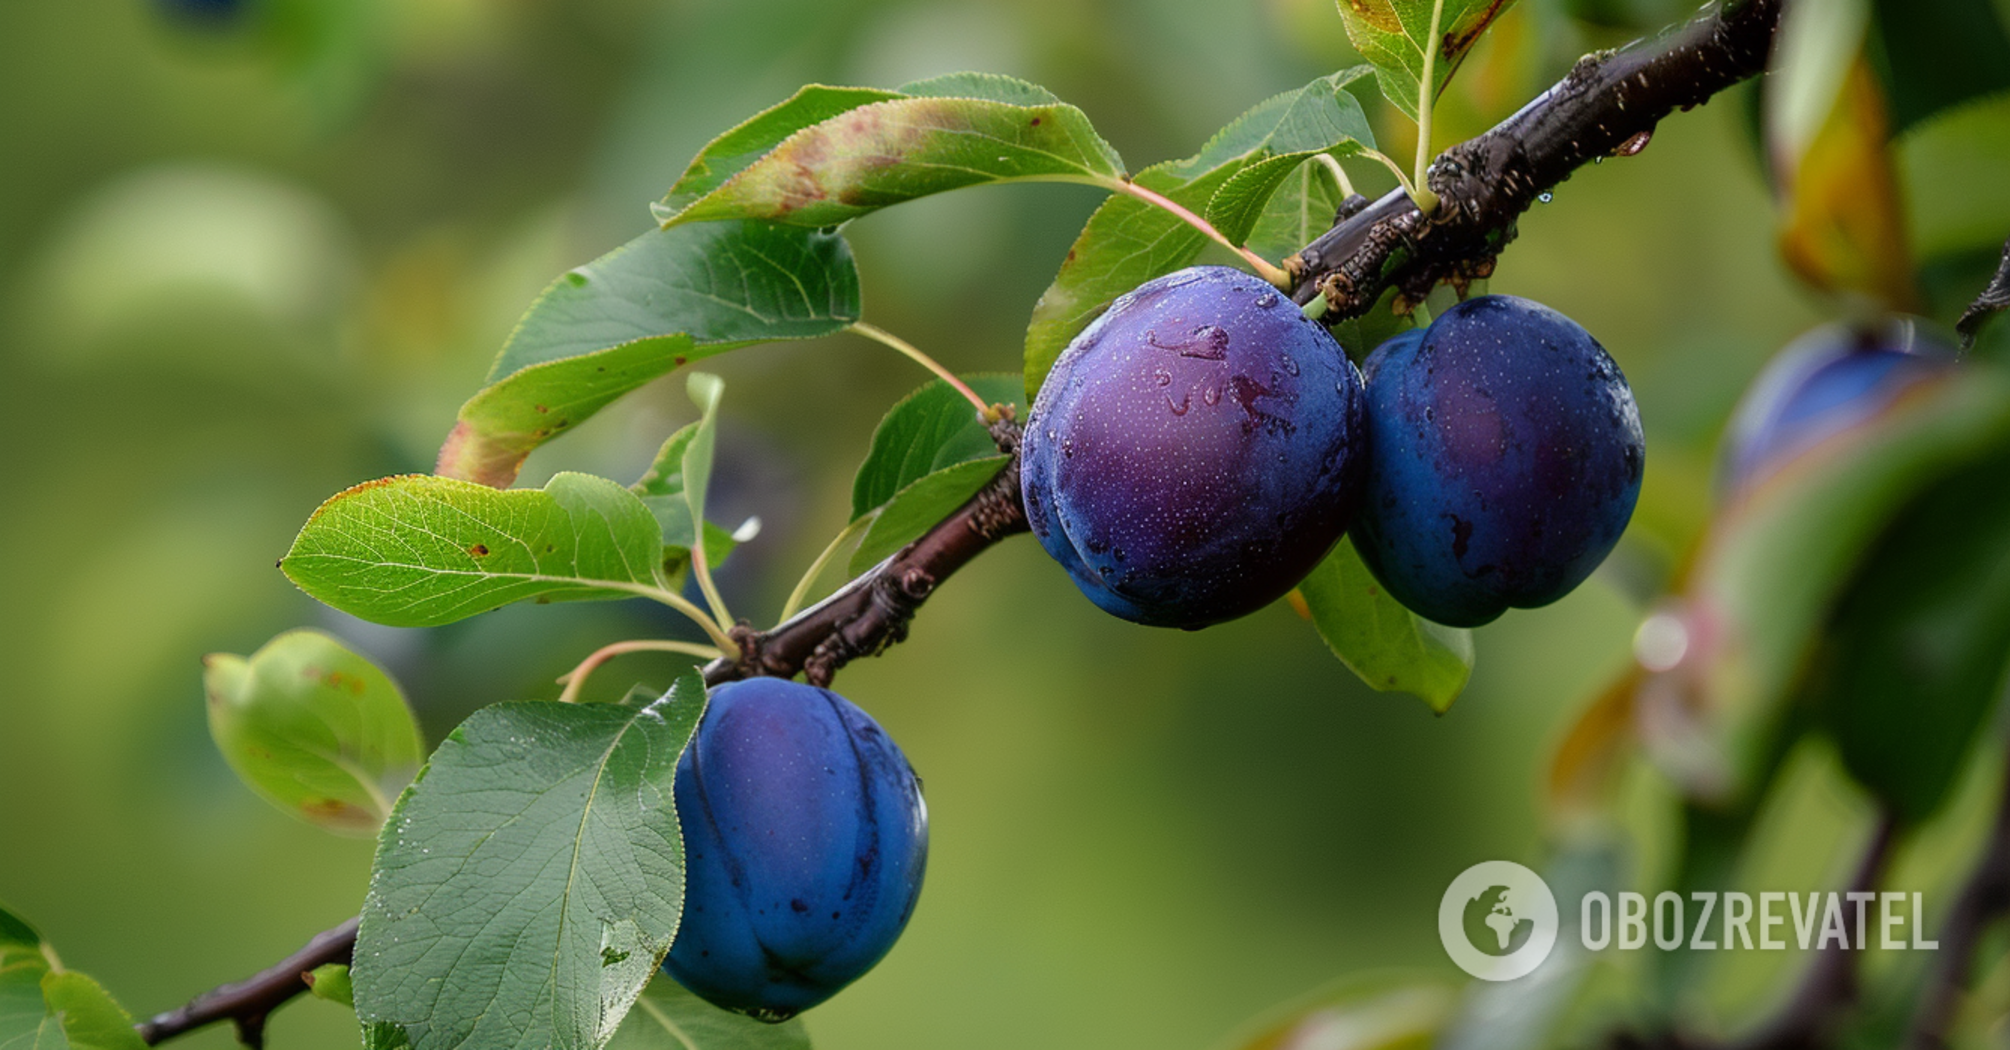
<box><xmin>1021</xmin><ymin>265</ymin><xmax>1368</xmax><ymax>629</ymax></box>
<box><xmin>664</xmin><ymin>677</ymin><xmax>927</xmax><ymax>1021</ymax></box>
<box><xmin>1720</xmin><ymin>321</ymin><xmax>1953</xmax><ymax>492</ymax></box>
<box><xmin>1354</xmin><ymin>295</ymin><xmax>1644</xmax><ymax>627</ymax></box>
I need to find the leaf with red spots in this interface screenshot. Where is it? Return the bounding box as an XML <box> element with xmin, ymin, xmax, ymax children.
<box><xmin>1024</xmin><ymin>70</ymin><xmax>1376</xmax><ymax>401</ymax></box>
<box><xmin>1335</xmin><ymin>0</ymin><xmax>1518</xmax><ymax>123</ymax></box>
<box><xmin>656</xmin><ymin>74</ymin><xmax>1124</xmax><ymax>229</ymax></box>
<box><xmin>438</xmin><ymin>221</ymin><xmax>859</xmax><ymax>488</ymax></box>
<box><xmin>1295</xmin><ymin>536</ymin><xmax>1474</xmax><ymax>712</ymax></box>
<box><xmin>204</xmin><ymin>629</ymin><xmax>424</xmax><ymax>837</ymax></box>
<box><xmin>282</xmin><ymin>472</ymin><xmax>670</xmax><ymax>628</ymax></box>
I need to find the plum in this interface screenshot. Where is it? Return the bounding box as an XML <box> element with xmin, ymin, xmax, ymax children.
<box><xmin>1021</xmin><ymin>265</ymin><xmax>1368</xmax><ymax>629</ymax></box>
<box><xmin>664</xmin><ymin>677</ymin><xmax>927</xmax><ymax>1021</ymax></box>
<box><xmin>1353</xmin><ymin>295</ymin><xmax>1644</xmax><ymax>627</ymax></box>
<box><xmin>1720</xmin><ymin>321</ymin><xmax>1953</xmax><ymax>492</ymax></box>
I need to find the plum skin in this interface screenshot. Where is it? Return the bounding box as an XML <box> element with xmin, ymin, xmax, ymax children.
<box><xmin>663</xmin><ymin>678</ymin><xmax>927</xmax><ymax>1021</ymax></box>
<box><xmin>1720</xmin><ymin>321</ymin><xmax>1953</xmax><ymax>492</ymax></box>
<box><xmin>1353</xmin><ymin>295</ymin><xmax>1645</xmax><ymax>628</ymax></box>
<box><xmin>1021</xmin><ymin>265</ymin><xmax>1368</xmax><ymax>629</ymax></box>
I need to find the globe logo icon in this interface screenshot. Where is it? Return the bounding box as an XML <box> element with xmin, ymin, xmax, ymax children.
<box><xmin>1439</xmin><ymin>861</ymin><xmax>1558</xmax><ymax>981</ymax></box>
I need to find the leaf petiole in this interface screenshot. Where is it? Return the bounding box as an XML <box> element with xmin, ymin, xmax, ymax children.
<box><xmin>851</xmin><ymin>323</ymin><xmax>997</xmax><ymax>419</ymax></box>
<box><xmin>555</xmin><ymin>639</ymin><xmax>724</xmax><ymax>704</ymax></box>
<box><xmin>1412</xmin><ymin>0</ymin><xmax>1447</xmax><ymax>216</ymax></box>
<box><xmin>780</xmin><ymin>515</ymin><xmax>875</xmax><ymax>622</ymax></box>
<box><xmin>1314</xmin><ymin>152</ymin><xmax>1357</xmax><ymax>198</ymax></box>
<box><xmin>1097</xmin><ymin>177</ymin><xmax>1294</xmax><ymax>289</ymax></box>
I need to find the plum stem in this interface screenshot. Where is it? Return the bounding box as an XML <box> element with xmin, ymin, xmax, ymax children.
<box><xmin>554</xmin><ymin>639</ymin><xmax>724</xmax><ymax>705</ymax></box>
<box><xmin>850</xmin><ymin>322</ymin><xmax>997</xmax><ymax>419</ymax></box>
<box><xmin>780</xmin><ymin>515</ymin><xmax>873</xmax><ymax>622</ymax></box>
<box><xmin>1099</xmin><ymin>177</ymin><xmax>1294</xmax><ymax>289</ymax></box>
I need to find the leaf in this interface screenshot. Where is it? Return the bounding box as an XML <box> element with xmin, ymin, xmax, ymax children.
<box><xmin>1675</xmin><ymin>362</ymin><xmax>2010</xmax><ymax>801</ymax></box>
<box><xmin>1771</xmin><ymin>55</ymin><xmax>1917</xmax><ymax>310</ymax></box>
<box><xmin>677</xmin><ymin>374</ymin><xmax>725</xmax><ymax>571</ymax></box>
<box><xmin>1336</xmin><ymin>0</ymin><xmax>1521</xmax><ymax>123</ymax></box>
<box><xmin>204</xmin><ymin>628</ymin><xmax>424</xmax><ymax>836</ymax></box>
<box><xmin>1023</xmin><ymin>71</ymin><xmax>1375</xmax><ymax>400</ymax></box>
<box><xmin>1871</xmin><ymin>0</ymin><xmax>2010</xmax><ymax>134</ymax></box>
<box><xmin>0</xmin><ymin>907</ymin><xmax>54</xmax><ymax>1050</ymax></box>
<box><xmin>437</xmin><ymin>222</ymin><xmax>859</xmax><ymax>488</ymax></box>
<box><xmin>605</xmin><ymin>977</ymin><xmax>810</xmax><ymax>1050</ymax></box>
<box><xmin>661</xmin><ymin>86</ymin><xmax>908</xmax><ymax>215</ymax></box>
<box><xmin>850</xmin><ymin>374</ymin><xmax>1024</xmax><ymax>521</ymax></box>
<box><xmin>629</xmin><ymin>423</ymin><xmax>745</xmax><ymax>584</ymax></box>
<box><xmin>1809</xmin><ymin>448</ymin><xmax>2010</xmax><ymax>823</ymax></box>
<box><xmin>1764</xmin><ymin>0</ymin><xmax>1870</xmax><ymax>176</ymax></box>
<box><xmin>352</xmin><ymin>674</ymin><xmax>707</xmax><ymax>1050</ymax></box>
<box><xmin>848</xmin><ymin>456</ymin><xmax>1010</xmax><ymax>575</ymax></box>
<box><xmin>655</xmin><ymin>76</ymin><xmax>1124</xmax><ymax>229</ymax></box>
<box><xmin>306</xmin><ymin>964</ymin><xmax>356</xmax><ymax>1008</ymax></box>
<box><xmin>282</xmin><ymin>472</ymin><xmax>668</xmax><ymax>628</ymax></box>
<box><xmin>37</xmin><ymin>974</ymin><xmax>144</xmax><ymax>1050</ymax></box>
<box><xmin>1294</xmin><ymin>536</ymin><xmax>1474</xmax><ymax>712</ymax></box>
<box><xmin>1221</xmin><ymin>974</ymin><xmax>1451</xmax><ymax>1050</ymax></box>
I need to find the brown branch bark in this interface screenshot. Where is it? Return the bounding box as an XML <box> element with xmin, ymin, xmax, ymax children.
<box><xmin>136</xmin><ymin>917</ymin><xmax>358</xmax><ymax>1047</ymax></box>
<box><xmin>135</xmin><ymin>1</ymin><xmax>1787</xmax><ymax>1043</ymax></box>
<box><xmin>1289</xmin><ymin>0</ymin><xmax>1782</xmax><ymax>318</ymax></box>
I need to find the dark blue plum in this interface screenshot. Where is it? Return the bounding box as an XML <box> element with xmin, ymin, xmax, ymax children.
<box><xmin>1020</xmin><ymin>265</ymin><xmax>1368</xmax><ymax>629</ymax></box>
<box><xmin>1720</xmin><ymin>322</ymin><xmax>1953</xmax><ymax>492</ymax></box>
<box><xmin>664</xmin><ymin>678</ymin><xmax>927</xmax><ymax>1021</ymax></box>
<box><xmin>1354</xmin><ymin>295</ymin><xmax>1644</xmax><ymax>627</ymax></box>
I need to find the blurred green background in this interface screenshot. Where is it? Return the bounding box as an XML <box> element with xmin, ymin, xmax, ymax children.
<box><xmin>4</xmin><ymin>0</ymin><xmax>2008</xmax><ymax>1047</ymax></box>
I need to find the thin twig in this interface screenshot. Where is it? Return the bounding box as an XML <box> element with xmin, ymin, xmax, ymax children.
<box><xmin>136</xmin><ymin>918</ymin><xmax>360</xmax><ymax>1046</ymax></box>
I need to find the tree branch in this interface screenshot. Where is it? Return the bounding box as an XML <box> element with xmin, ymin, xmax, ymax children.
<box><xmin>702</xmin><ymin>416</ymin><xmax>1028</xmax><ymax>688</ymax></box>
<box><xmin>1288</xmin><ymin>0</ymin><xmax>1782</xmax><ymax>317</ymax></box>
<box><xmin>1955</xmin><ymin>236</ymin><xmax>2010</xmax><ymax>351</ymax></box>
<box><xmin>136</xmin><ymin>2</ymin><xmax>1789</xmax><ymax>1042</ymax></box>
<box><xmin>136</xmin><ymin>917</ymin><xmax>359</xmax><ymax>1047</ymax></box>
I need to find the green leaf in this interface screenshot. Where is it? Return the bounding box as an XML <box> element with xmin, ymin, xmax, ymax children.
<box><xmin>438</xmin><ymin>222</ymin><xmax>859</xmax><ymax>488</ymax></box>
<box><xmin>628</xmin><ymin>424</ymin><xmax>746</xmax><ymax>586</ymax></box>
<box><xmin>1871</xmin><ymin>0</ymin><xmax>2010</xmax><ymax>133</ymax></box>
<box><xmin>1023</xmin><ymin>71</ymin><xmax>1375</xmax><ymax>400</ymax></box>
<box><xmin>851</xmin><ymin>374</ymin><xmax>1024</xmax><ymax>521</ymax></box>
<box><xmin>1810</xmin><ymin>448</ymin><xmax>2010</xmax><ymax>823</ymax></box>
<box><xmin>1241</xmin><ymin>150</ymin><xmax>1351</xmax><ymax>263</ymax></box>
<box><xmin>1220</xmin><ymin>974</ymin><xmax>1451</xmax><ymax>1050</ymax></box>
<box><xmin>848</xmin><ymin>456</ymin><xmax>1010</xmax><ymax>575</ymax></box>
<box><xmin>352</xmin><ymin>674</ymin><xmax>707</xmax><ymax>1050</ymax></box>
<box><xmin>1679</xmin><ymin>362</ymin><xmax>2010</xmax><ymax>801</ymax></box>
<box><xmin>605</xmin><ymin>977</ymin><xmax>810</xmax><ymax>1050</ymax></box>
<box><xmin>1295</xmin><ymin>536</ymin><xmax>1474</xmax><ymax>712</ymax></box>
<box><xmin>0</xmin><ymin>907</ymin><xmax>54</xmax><ymax>1050</ymax></box>
<box><xmin>37</xmin><ymin>974</ymin><xmax>143</xmax><ymax>1050</ymax></box>
<box><xmin>204</xmin><ymin>629</ymin><xmax>424</xmax><ymax>836</ymax></box>
<box><xmin>282</xmin><ymin>472</ymin><xmax>668</xmax><ymax>628</ymax></box>
<box><xmin>1765</xmin><ymin>0</ymin><xmax>1870</xmax><ymax>175</ymax></box>
<box><xmin>306</xmin><ymin>964</ymin><xmax>355</xmax><ymax>1008</ymax></box>
<box><xmin>1336</xmin><ymin>0</ymin><xmax>1521</xmax><ymax>123</ymax></box>
<box><xmin>678</xmin><ymin>374</ymin><xmax>725</xmax><ymax>568</ymax></box>
<box><xmin>656</xmin><ymin>77</ymin><xmax>1124</xmax><ymax>228</ymax></box>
